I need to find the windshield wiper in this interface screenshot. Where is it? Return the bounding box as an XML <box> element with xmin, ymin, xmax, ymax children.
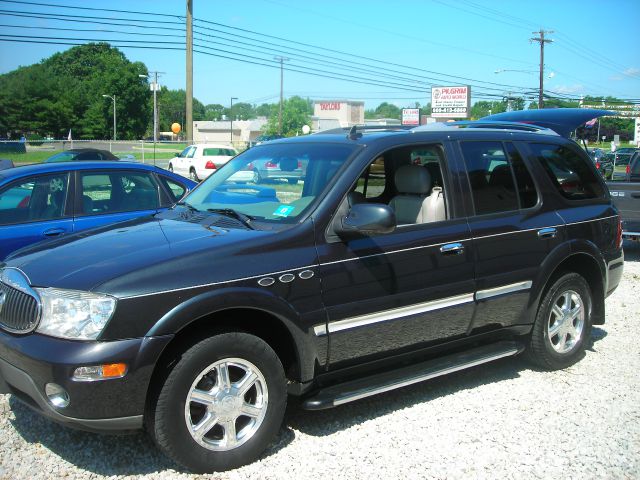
<box><xmin>207</xmin><ymin>208</ymin><xmax>254</xmax><ymax>229</ymax></box>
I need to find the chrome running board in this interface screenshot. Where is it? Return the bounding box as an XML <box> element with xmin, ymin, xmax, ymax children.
<box><xmin>302</xmin><ymin>341</ymin><xmax>524</xmax><ymax>410</ymax></box>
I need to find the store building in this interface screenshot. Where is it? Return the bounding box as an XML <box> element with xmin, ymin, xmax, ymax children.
<box><xmin>312</xmin><ymin>100</ymin><xmax>365</xmax><ymax>131</ymax></box>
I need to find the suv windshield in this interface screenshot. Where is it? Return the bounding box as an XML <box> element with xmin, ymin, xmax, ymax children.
<box><xmin>183</xmin><ymin>142</ymin><xmax>359</xmax><ymax>223</ymax></box>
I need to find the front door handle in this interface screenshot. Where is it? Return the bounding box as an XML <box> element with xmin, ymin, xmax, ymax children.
<box><xmin>537</xmin><ymin>227</ymin><xmax>557</xmax><ymax>238</ymax></box>
<box><xmin>43</xmin><ymin>228</ymin><xmax>65</xmax><ymax>237</ymax></box>
<box><xmin>440</xmin><ymin>243</ymin><xmax>464</xmax><ymax>255</ymax></box>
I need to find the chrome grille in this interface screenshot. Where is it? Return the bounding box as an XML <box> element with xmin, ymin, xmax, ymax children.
<box><xmin>0</xmin><ymin>269</ymin><xmax>40</xmax><ymax>334</ymax></box>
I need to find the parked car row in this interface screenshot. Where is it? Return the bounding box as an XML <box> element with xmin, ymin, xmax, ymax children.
<box><xmin>0</xmin><ymin>160</ymin><xmax>196</xmax><ymax>259</ymax></box>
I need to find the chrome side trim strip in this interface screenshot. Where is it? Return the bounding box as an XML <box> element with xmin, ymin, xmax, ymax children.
<box><xmin>332</xmin><ymin>345</ymin><xmax>521</xmax><ymax>407</ymax></box>
<box><xmin>475</xmin><ymin>281</ymin><xmax>533</xmax><ymax>301</ymax></box>
<box><xmin>313</xmin><ymin>293</ymin><xmax>474</xmax><ymax>337</ymax></box>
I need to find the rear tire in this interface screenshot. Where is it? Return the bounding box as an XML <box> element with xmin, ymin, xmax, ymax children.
<box><xmin>151</xmin><ymin>333</ymin><xmax>287</xmax><ymax>473</ymax></box>
<box><xmin>526</xmin><ymin>273</ymin><xmax>592</xmax><ymax>370</ymax></box>
<box><xmin>189</xmin><ymin>168</ymin><xmax>200</xmax><ymax>182</ymax></box>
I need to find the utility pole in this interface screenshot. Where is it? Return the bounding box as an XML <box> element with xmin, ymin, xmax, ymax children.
<box><xmin>274</xmin><ymin>56</ymin><xmax>289</xmax><ymax>135</ymax></box>
<box><xmin>186</xmin><ymin>0</ymin><xmax>193</xmax><ymax>142</ymax></box>
<box><xmin>530</xmin><ymin>29</ymin><xmax>553</xmax><ymax>109</ymax></box>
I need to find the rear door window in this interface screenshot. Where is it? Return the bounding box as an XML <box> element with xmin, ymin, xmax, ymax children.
<box><xmin>80</xmin><ymin>171</ymin><xmax>159</xmax><ymax>214</ymax></box>
<box><xmin>460</xmin><ymin>141</ymin><xmax>519</xmax><ymax>215</ymax></box>
<box><xmin>529</xmin><ymin>143</ymin><xmax>606</xmax><ymax>200</ymax></box>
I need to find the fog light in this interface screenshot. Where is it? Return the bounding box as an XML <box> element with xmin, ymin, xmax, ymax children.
<box><xmin>45</xmin><ymin>383</ymin><xmax>70</xmax><ymax>408</ymax></box>
<box><xmin>73</xmin><ymin>363</ymin><xmax>127</xmax><ymax>381</ymax></box>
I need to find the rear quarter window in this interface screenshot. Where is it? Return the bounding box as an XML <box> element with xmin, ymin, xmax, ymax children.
<box><xmin>529</xmin><ymin>143</ymin><xmax>606</xmax><ymax>200</ymax></box>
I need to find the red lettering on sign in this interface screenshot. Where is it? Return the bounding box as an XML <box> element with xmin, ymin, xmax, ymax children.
<box><xmin>320</xmin><ymin>102</ymin><xmax>341</xmax><ymax>111</ymax></box>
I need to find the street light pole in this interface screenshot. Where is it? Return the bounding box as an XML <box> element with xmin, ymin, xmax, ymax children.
<box><xmin>230</xmin><ymin>97</ymin><xmax>238</xmax><ymax>145</ymax></box>
<box><xmin>140</xmin><ymin>72</ymin><xmax>163</xmax><ymax>143</ymax></box>
<box><xmin>102</xmin><ymin>94</ymin><xmax>116</xmax><ymax>141</ymax></box>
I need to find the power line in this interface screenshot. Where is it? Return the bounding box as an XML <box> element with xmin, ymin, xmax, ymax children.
<box><xmin>0</xmin><ymin>4</ymin><xmax>537</xmax><ymax>92</ymax></box>
<box><xmin>0</xmin><ymin>2</ymin><xmax>637</xmax><ymax>105</ymax></box>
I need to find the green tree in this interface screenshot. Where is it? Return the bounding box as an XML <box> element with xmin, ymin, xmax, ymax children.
<box><xmin>470</xmin><ymin>101</ymin><xmax>506</xmax><ymax>119</ymax></box>
<box><xmin>264</xmin><ymin>96</ymin><xmax>312</xmax><ymax>136</ymax></box>
<box><xmin>228</xmin><ymin>102</ymin><xmax>256</xmax><ymax>121</ymax></box>
<box><xmin>204</xmin><ymin>103</ymin><xmax>225</xmax><ymax>121</ymax></box>
<box><xmin>157</xmin><ymin>87</ymin><xmax>205</xmax><ymax>132</ymax></box>
<box><xmin>365</xmin><ymin>102</ymin><xmax>402</xmax><ymax>119</ymax></box>
<box><xmin>0</xmin><ymin>43</ymin><xmax>151</xmax><ymax>139</ymax></box>
<box><xmin>256</xmin><ymin>103</ymin><xmax>273</xmax><ymax>117</ymax></box>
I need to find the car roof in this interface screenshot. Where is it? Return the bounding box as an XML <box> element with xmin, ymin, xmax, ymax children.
<box><xmin>63</xmin><ymin>148</ymin><xmax>113</xmax><ymax>154</ymax></box>
<box><xmin>0</xmin><ymin>161</ymin><xmax>164</xmax><ymax>182</ymax></box>
<box><xmin>191</xmin><ymin>144</ymin><xmax>237</xmax><ymax>149</ymax></box>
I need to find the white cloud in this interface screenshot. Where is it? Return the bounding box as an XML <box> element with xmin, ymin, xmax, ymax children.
<box><xmin>609</xmin><ymin>75</ymin><xmax>623</xmax><ymax>81</ymax></box>
<box><xmin>623</xmin><ymin>67</ymin><xmax>640</xmax><ymax>77</ymax></box>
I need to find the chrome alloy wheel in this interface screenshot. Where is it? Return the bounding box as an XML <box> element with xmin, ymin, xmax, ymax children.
<box><xmin>547</xmin><ymin>290</ymin><xmax>585</xmax><ymax>354</ymax></box>
<box><xmin>184</xmin><ymin>358</ymin><xmax>268</xmax><ymax>451</ymax></box>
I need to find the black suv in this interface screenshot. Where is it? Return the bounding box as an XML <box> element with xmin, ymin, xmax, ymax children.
<box><xmin>0</xmin><ymin>109</ymin><xmax>624</xmax><ymax>472</ymax></box>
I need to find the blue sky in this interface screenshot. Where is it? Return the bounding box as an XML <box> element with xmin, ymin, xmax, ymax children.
<box><xmin>0</xmin><ymin>0</ymin><xmax>638</xmax><ymax>109</ymax></box>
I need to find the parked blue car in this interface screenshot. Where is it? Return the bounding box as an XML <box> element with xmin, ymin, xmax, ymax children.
<box><xmin>0</xmin><ymin>161</ymin><xmax>196</xmax><ymax>259</ymax></box>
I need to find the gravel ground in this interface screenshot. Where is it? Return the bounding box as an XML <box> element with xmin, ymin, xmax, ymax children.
<box><xmin>1</xmin><ymin>242</ymin><xmax>639</xmax><ymax>480</ymax></box>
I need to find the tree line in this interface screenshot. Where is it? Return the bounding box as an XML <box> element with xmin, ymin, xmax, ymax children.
<box><xmin>0</xmin><ymin>43</ymin><xmax>314</xmax><ymax>140</ymax></box>
<box><xmin>0</xmin><ymin>43</ymin><xmax>634</xmax><ymax>141</ymax></box>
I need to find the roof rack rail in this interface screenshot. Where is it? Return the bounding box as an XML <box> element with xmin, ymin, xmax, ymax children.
<box><xmin>412</xmin><ymin>120</ymin><xmax>558</xmax><ymax>135</ymax></box>
<box><xmin>317</xmin><ymin>124</ymin><xmax>414</xmax><ymax>136</ymax></box>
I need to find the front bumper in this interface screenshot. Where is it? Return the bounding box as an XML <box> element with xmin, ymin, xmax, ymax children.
<box><xmin>0</xmin><ymin>331</ymin><xmax>173</xmax><ymax>433</ymax></box>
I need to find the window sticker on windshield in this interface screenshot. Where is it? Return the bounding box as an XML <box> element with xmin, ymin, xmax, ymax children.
<box><xmin>273</xmin><ymin>205</ymin><xmax>295</xmax><ymax>217</ymax></box>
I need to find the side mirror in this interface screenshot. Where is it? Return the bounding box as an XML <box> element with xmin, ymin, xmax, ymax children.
<box><xmin>337</xmin><ymin>203</ymin><xmax>396</xmax><ymax>238</ymax></box>
<box><xmin>176</xmin><ymin>152</ymin><xmax>182</xmax><ymax>158</ymax></box>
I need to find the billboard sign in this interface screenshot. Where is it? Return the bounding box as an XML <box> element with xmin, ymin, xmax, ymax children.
<box><xmin>431</xmin><ymin>86</ymin><xmax>470</xmax><ymax>118</ymax></box>
<box><xmin>402</xmin><ymin>108</ymin><xmax>420</xmax><ymax>125</ymax></box>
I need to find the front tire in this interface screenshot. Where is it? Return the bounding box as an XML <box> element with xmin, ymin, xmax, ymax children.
<box><xmin>526</xmin><ymin>273</ymin><xmax>592</xmax><ymax>370</ymax></box>
<box><xmin>168</xmin><ymin>163</ymin><xmax>174</xmax><ymax>173</ymax></box>
<box><xmin>151</xmin><ymin>333</ymin><xmax>287</xmax><ymax>473</ymax></box>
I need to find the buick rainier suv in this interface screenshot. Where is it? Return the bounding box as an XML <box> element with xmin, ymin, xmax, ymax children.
<box><xmin>0</xmin><ymin>109</ymin><xmax>624</xmax><ymax>472</ymax></box>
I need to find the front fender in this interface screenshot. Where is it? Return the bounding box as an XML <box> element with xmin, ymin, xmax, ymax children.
<box><xmin>145</xmin><ymin>286</ymin><xmax>324</xmax><ymax>382</ymax></box>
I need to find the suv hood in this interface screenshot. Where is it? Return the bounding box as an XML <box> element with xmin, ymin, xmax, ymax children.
<box><xmin>2</xmin><ymin>212</ymin><xmax>271</xmax><ymax>296</ymax></box>
<box><xmin>482</xmin><ymin>108</ymin><xmax>613</xmax><ymax>137</ymax></box>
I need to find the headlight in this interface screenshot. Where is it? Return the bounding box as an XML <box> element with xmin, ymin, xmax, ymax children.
<box><xmin>34</xmin><ymin>288</ymin><xmax>117</xmax><ymax>340</ymax></box>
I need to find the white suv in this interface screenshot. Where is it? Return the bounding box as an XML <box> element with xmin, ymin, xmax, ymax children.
<box><xmin>168</xmin><ymin>144</ymin><xmax>238</xmax><ymax>181</ymax></box>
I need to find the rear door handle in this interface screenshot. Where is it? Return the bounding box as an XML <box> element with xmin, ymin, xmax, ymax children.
<box><xmin>537</xmin><ymin>227</ymin><xmax>557</xmax><ymax>238</ymax></box>
<box><xmin>43</xmin><ymin>228</ymin><xmax>66</xmax><ymax>237</ymax></box>
<box><xmin>440</xmin><ymin>243</ymin><xmax>464</xmax><ymax>255</ymax></box>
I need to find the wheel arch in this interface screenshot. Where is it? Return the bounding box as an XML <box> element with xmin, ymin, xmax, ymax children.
<box><xmin>530</xmin><ymin>240</ymin><xmax>606</xmax><ymax>326</ymax></box>
<box><xmin>144</xmin><ymin>288</ymin><xmax>319</xmax><ymax>403</ymax></box>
